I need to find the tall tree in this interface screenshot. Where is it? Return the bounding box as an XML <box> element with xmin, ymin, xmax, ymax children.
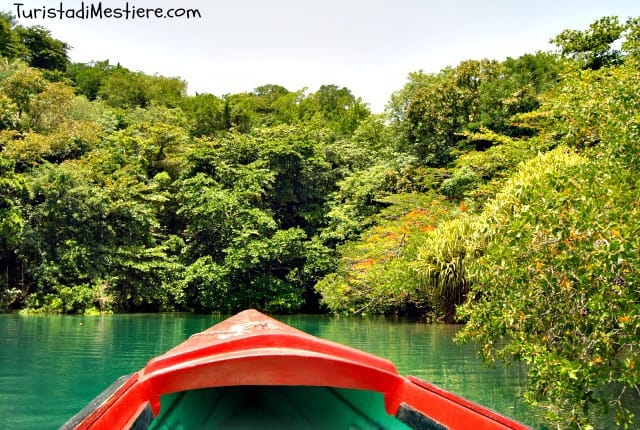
<box><xmin>0</xmin><ymin>12</ymin><xmax>25</xmax><ymax>60</ymax></box>
<box><xmin>551</xmin><ymin>16</ymin><xmax>626</xmax><ymax>69</ymax></box>
<box><xmin>16</xmin><ymin>26</ymin><xmax>69</xmax><ymax>71</ymax></box>
<box><xmin>404</xmin><ymin>60</ymin><xmax>500</xmax><ymax>166</ymax></box>
<box><xmin>301</xmin><ymin>84</ymin><xmax>370</xmax><ymax>134</ymax></box>
<box><xmin>0</xmin><ymin>155</ymin><xmax>31</xmax><ymax>310</ymax></box>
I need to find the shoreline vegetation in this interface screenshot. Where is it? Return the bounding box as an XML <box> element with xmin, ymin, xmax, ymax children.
<box><xmin>1</xmin><ymin>12</ymin><xmax>638</xmax><ymax>428</ymax></box>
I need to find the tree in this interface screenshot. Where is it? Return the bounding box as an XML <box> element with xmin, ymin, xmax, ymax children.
<box><xmin>175</xmin><ymin>124</ymin><xmax>340</xmax><ymax>312</ymax></box>
<box><xmin>27</xmin><ymin>82</ymin><xmax>76</xmax><ymax>132</ymax></box>
<box><xmin>183</xmin><ymin>125</ymin><xmax>335</xmax><ymax>234</ymax></box>
<box><xmin>66</xmin><ymin>60</ymin><xmax>113</xmax><ymax>100</ymax></box>
<box><xmin>108</xmin><ymin>121</ymin><xmax>189</xmax><ymax>178</ymax></box>
<box><xmin>145</xmin><ymin>73</ymin><xmax>186</xmax><ymax>108</ymax></box>
<box><xmin>0</xmin><ymin>61</ymin><xmax>47</xmax><ymax>116</ymax></box>
<box><xmin>175</xmin><ymin>171</ymin><xmax>315</xmax><ymax>313</ymax></box>
<box><xmin>223</xmin><ymin>92</ymin><xmax>256</xmax><ymax>133</ymax></box>
<box><xmin>2</xmin><ymin>119</ymin><xmax>100</xmax><ymax>168</ymax></box>
<box><xmin>16</xmin><ymin>25</ymin><xmax>70</xmax><ymax>71</ymax></box>
<box><xmin>395</xmin><ymin>54</ymin><xmax>561</xmax><ymax>166</ymax></box>
<box><xmin>317</xmin><ymin>193</ymin><xmax>455</xmax><ymax>317</ymax></box>
<box><xmin>17</xmin><ymin>160</ymin><xmax>181</xmax><ymax>313</ymax></box>
<box><xmin>623</xmin><ymin>17</ymin><xmax>640</xmax><ymax>57</ymax></box>
<box><xmin>251</xmin><ymin>126</ymin><xmax>334</xmax><ymax>232</ymax></box>
<box><xmin>0</xmin><ymin>13</ymin><xmax>25</xmax><ymax>60</ymax></box>
<box><xmin>551</xmin><ymin>16</ymin><xmax>626</xmax><ymax>69</ymax></box>
<box><xmin>0</xmin><ymin>155</ymin><xmax>31</xmax><ymax>310</ymax></box>
<box><xmin>98</xmin><ymin>67</ymin><xmax>149</xmax><ymax>108</ymax></box>
<box><xmin>97</xmin><ymin>68</ymin><xmax>186</xmax><ymax>108</ymax></box>
<box><xmin>271</xmin><ymin>88</ymin><xmax>306</xmax><ymax>124</ymax></box>
<box><xmin>477</xmin><ymin>52</ymin><xmax>561</xmax><ymax>135</ymax></box>
<box><xmin>300</xmin><ymin>84</ymin><xmax>370</xmax><ymax>134</ymax></box>
<box><xmin>404</xmin><ymin>60</ymin><xmax>500</xmax><ymax>166</ymax></box>
<box><xmin>252</xmin><ymin>84</ymin><xmax>289</xmax><ymax>112</ymax></box>
<box><xmin>180</xmin><ymin>93</ymin><xmax>226</xmax><ymax>136</ymax></box>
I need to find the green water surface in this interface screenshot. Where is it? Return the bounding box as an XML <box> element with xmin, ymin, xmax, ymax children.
<box><xmin>0</xmin><ymin>313</ymin><xmax>545</xmax><ymax>429</ymax></box>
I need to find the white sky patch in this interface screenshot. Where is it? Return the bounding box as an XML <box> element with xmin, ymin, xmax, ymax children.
<box><xmin>10</xmin><ymin>0</ymin><xmax>640</xmax><ymax>112</ymax></box>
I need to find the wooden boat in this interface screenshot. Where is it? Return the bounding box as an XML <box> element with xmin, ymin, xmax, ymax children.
<box><xmin>62</xmin><ymin>309</ymin><xmax>531</xmax><ymax>429</ymax></box>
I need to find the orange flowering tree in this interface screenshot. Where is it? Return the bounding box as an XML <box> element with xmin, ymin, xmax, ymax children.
<box><xmin>316</xmin><ymin>193</ymin><xmax>457</xmax><ymax>316</ymax></box>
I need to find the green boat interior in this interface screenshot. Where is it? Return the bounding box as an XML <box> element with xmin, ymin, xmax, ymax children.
<box><xmin>141</xmin><ymin>385</ymin><xmax>443</xmax><ymax>430</ymax></box>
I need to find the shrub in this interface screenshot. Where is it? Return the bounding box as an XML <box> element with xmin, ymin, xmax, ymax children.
<box><xmin>439</xmin><ymin>166</ymin><xmax>481</xmax><ymax>199</ymax></box>
<box><xmin>414</xmin><ymin>215</ymin><xmax>482</xmax><ymax>322</ymax></box>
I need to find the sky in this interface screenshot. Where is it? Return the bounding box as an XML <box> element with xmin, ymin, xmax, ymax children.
<box><xmin>9</xmin><ymin>0</ymin><xmax>640</xmax><ymax>112</ymax></box>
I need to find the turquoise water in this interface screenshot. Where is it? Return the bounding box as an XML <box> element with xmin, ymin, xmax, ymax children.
<box><xmin>0</xmin><ymin>313</ymin><xmax>545</xmax><ymax>429</ymax></box>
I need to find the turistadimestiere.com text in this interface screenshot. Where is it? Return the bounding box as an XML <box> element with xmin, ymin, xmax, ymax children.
<box><xmin>13</xmin><ymin>2</ymin><xmax>202</xmax><ymax>20</ymax></box>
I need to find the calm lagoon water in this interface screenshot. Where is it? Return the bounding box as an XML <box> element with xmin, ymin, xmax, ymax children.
<box><xmin>0</xmin><ymin>313</ymin><xmax>546</xmax><ymax>429</ymax></box>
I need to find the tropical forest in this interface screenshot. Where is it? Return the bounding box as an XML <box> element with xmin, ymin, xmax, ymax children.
<box><xmin>0</xmin><ymin>11</ymin><xmax>639</xmax><ymax>428</ymax></box>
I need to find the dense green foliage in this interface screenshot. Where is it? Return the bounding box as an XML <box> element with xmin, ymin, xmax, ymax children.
<box><xmin>1</xmin><ymin>12</ymin><xmax>639</xmax><ymax>428</ymax></box>
<box><xmin>456</xmin><ymin>59</ymin><xmax>640</xmax><ymax>428</ymax></box>
<box><xmin>0</xmin><ymin>16</ymin><xmax>370</xmax><ymax>314</ymax></box>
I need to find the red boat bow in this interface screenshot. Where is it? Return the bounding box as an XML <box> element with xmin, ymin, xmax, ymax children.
<box><xmin>65</xmin><ymin>309</ymin><xmax>531</xmax><ymax>430</ymax></box>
